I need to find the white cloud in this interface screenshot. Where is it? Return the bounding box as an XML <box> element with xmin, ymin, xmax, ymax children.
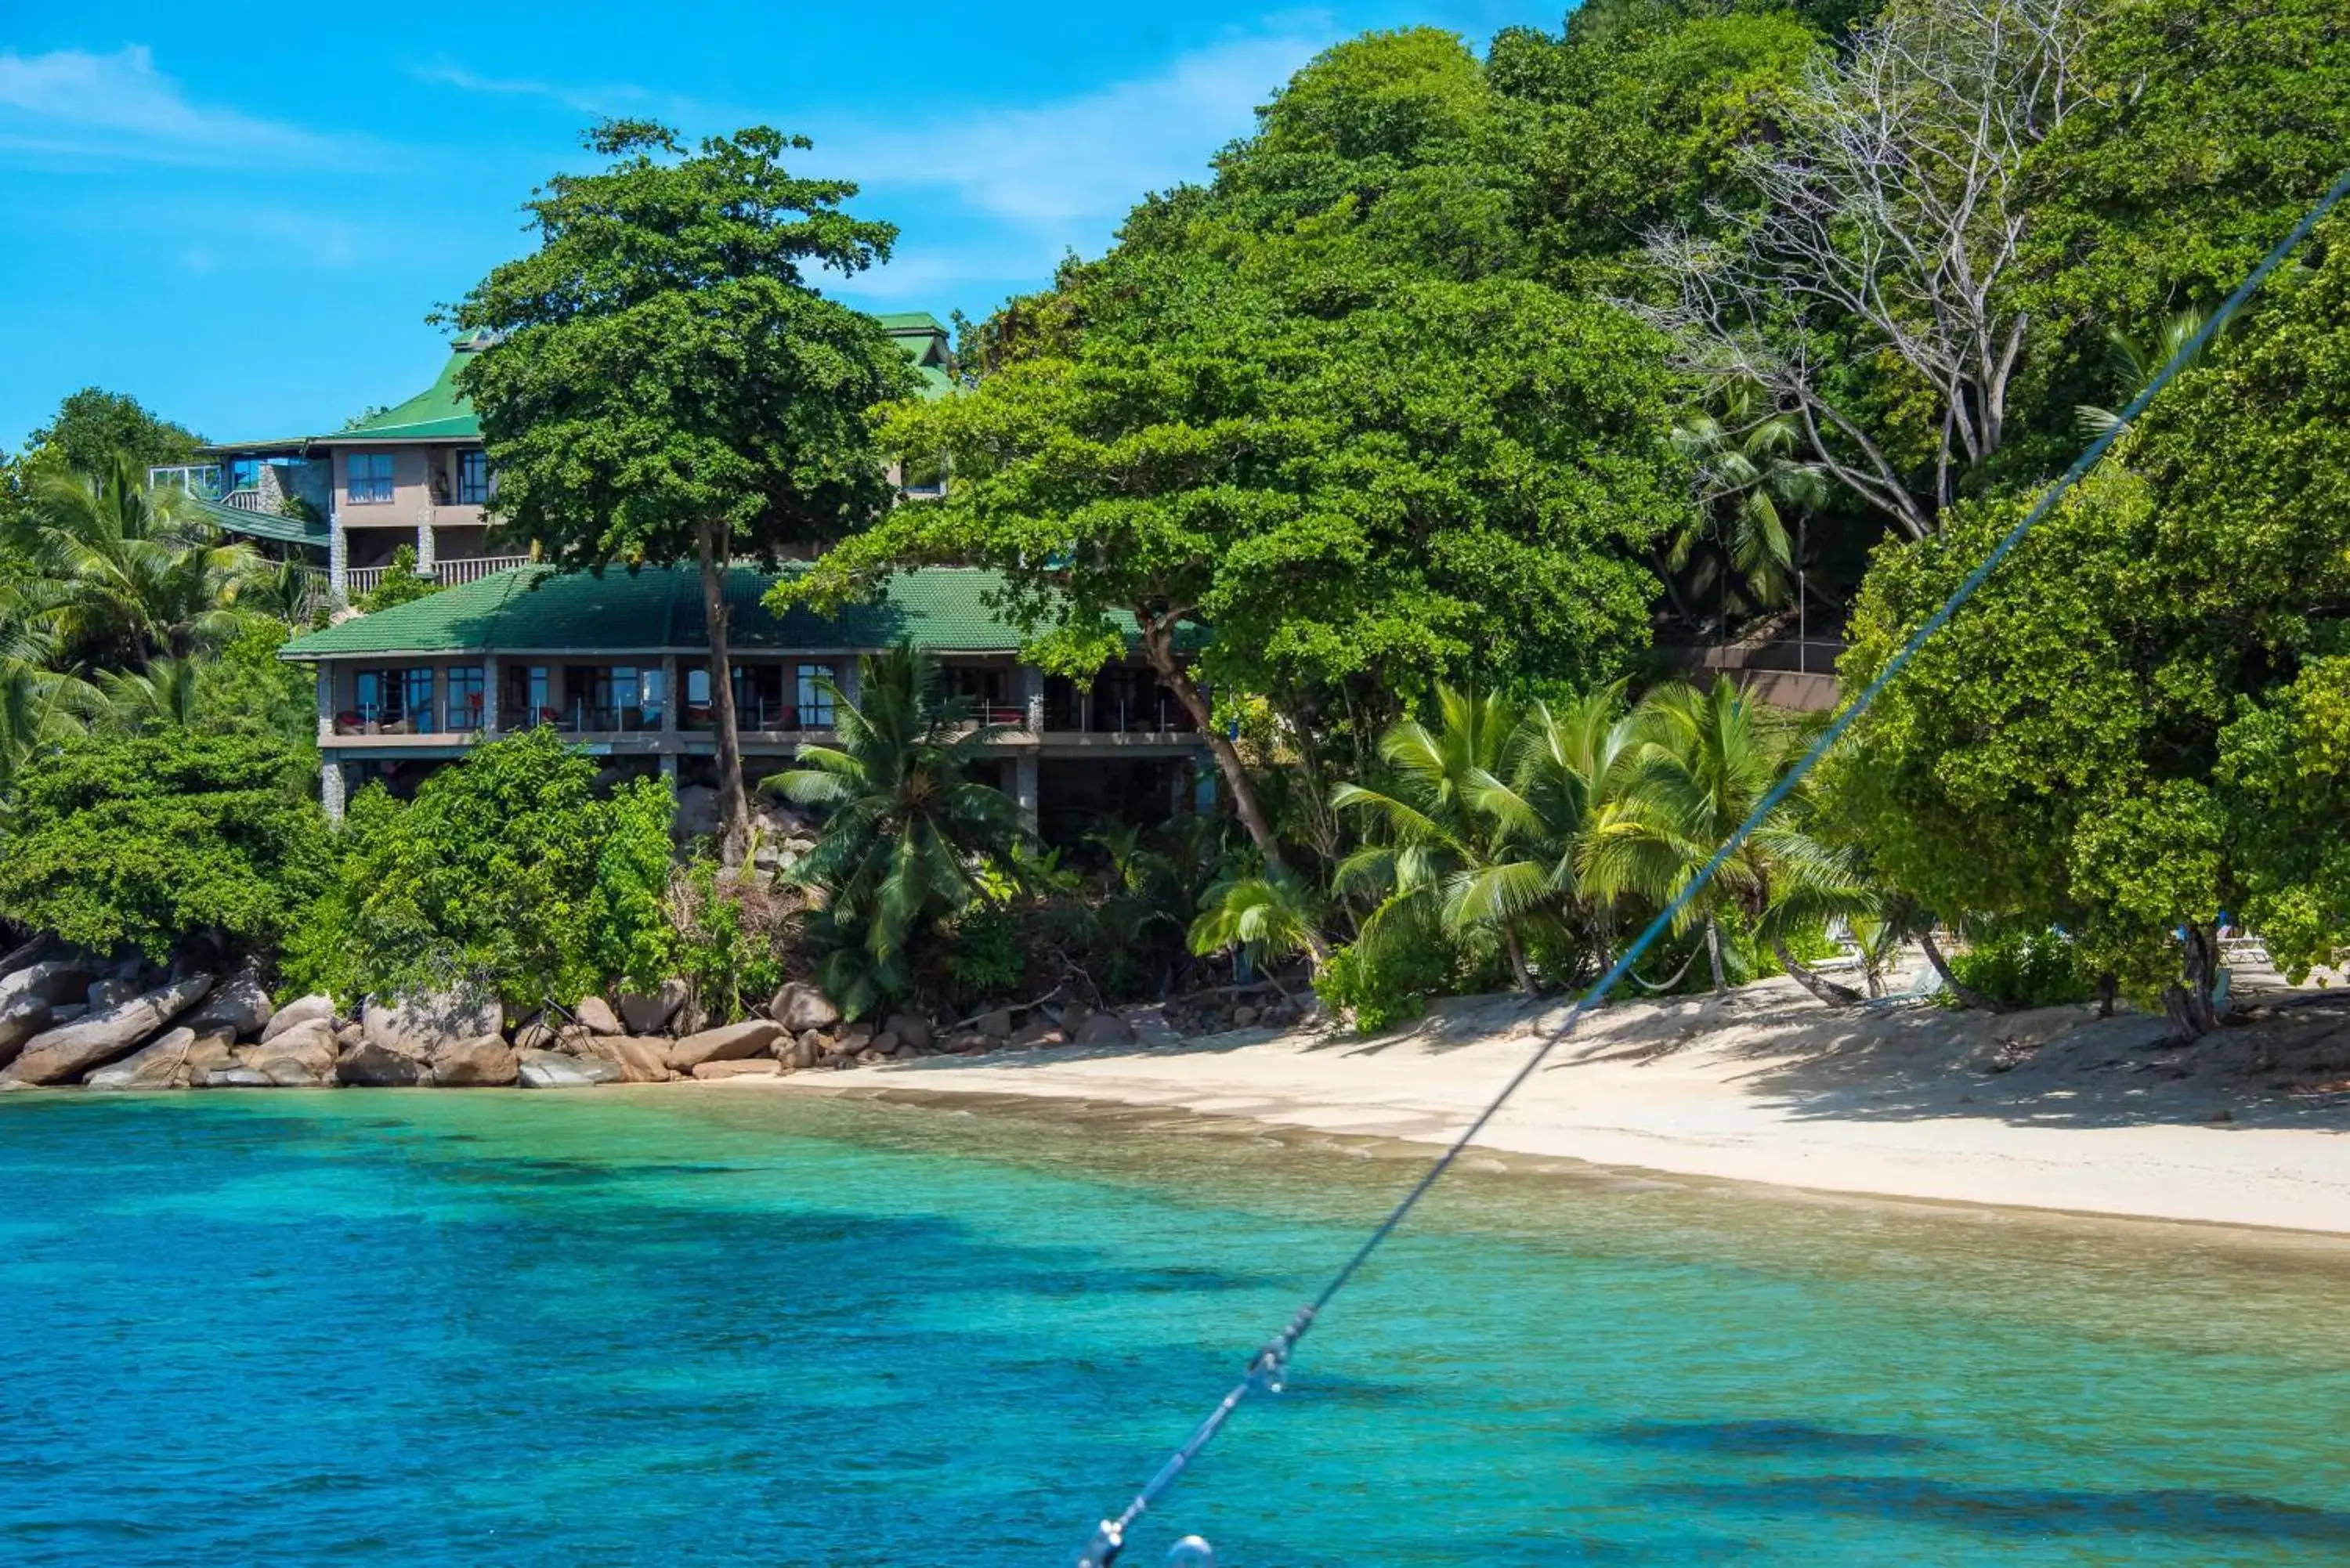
<box><xmin>818</xmin><ymin>30</ymin><xmax>1329</xmax><ymax>226</ymax></box>
<box><xmin>410</xmin><ymin>63</ymin><xmax>656</xmax><ymax>117</ymax></box>
<box><xmin>0</xmin><ymin>45</ymin><xmax>358</xmax><ymax>168</ymax></box>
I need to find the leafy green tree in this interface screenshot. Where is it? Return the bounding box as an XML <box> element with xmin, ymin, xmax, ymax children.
<box><xmin>1187</xmin><ymin>871</ymin><xmax>1321</xmax><ymax>977</ymax></box>
<box><xmin>284</xmin><ymin>728</ymin><xmax>676</xmax><ymax>1009</ymax></box>
<box><xmin>446</xmin><ymin>120</ymin><xmax>921</xmax><ymax>862</ymax></box>
<box><xmin>20</xmin><ymin>388</ymin><xmax>200</xmax><ymax>481</ymax></box>
<box><xmin>1664</xmin><ymin>378</ymin><xmax>1827</xmax><ymax>622</ymax></box>
<box><xmin>1825</xmin><ymin>225</ymin><xmax>2350</xmax><ymax>1032</ymax></box>
<box><xmin>765</xmin><ymin>646</ymin><xmax>1026</xmax><ymax>1017</ymax></box>
<box><xmin>0</xmin><ymin>731</ymin><xmax>327</xmax><ymax>963</ymax></box>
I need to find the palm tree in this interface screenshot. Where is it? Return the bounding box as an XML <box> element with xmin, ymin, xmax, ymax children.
<box><xmin>1582</xmin><ymin>677</ymin><xmax>1864</xmax><ymax>1004</ymax></box>
<box><xmin>234</xmin><ymin>558</ymin><xmax>325</xmax><ymax>628</ymax></box>
<box><xmin>95</xmin><ymin>658</ymin><xmax>200</xmax><ymax>734</ymax></box>
<box><xmin>1332</xmin><ymin>687</ymin><xmax>1546</xmax><ymax>992</ymax></box>
<box><xmin>762</xmin><ymin>645</ymin><xmax>1027</xmax><ymax>1017</ymax></box>
<box><xmin>1187</xmin><ymin>869</ymin><xmax>1318</xmax><ymax>981</ymax></box>
<box><xmin>2074</xmin><ymin>309</ymin><xmax>2219</xmax><ymax>441</ymax></box>
<box><xmin>13</xmin><ymin>457</ymin><xmax>264</xmax><ymax>671</ymax></box>
<box><xmin>1665</xmin><ymin>380</ymin><xmax>1828</xmax><ymax>624</ymax></box>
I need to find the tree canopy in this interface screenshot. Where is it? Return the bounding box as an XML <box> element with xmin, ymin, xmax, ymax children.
<box><xmin>446</xmin><ymin>119</ymin><xmax>922</xmax><ymax>858</ymax></box>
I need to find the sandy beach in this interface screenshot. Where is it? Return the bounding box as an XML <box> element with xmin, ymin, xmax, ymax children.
<box><xmin>743</xmin><ymin>977</ymin><xmax>2350</xmax><ymax>1234</ymax></box>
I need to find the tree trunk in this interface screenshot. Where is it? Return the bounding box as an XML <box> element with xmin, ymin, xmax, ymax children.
<box><xmin>2161</xmin><ymin>923</ymin><xmax>2223</xmax><ymax>1041</ymax></box>
<box><xmin>696</xmin><ymin>521</ymin><xmax>751</xmax><ymax>865</ymax></box>
<box><xmin>1770</xmin><ymin>934</ymin><xmax>1861</xmax><ymax>1008</ymax></box>
<box><xmin>1141</xmin><ymin>618</ymin><xmax>1326</xmax><ymax>964</ymax></box>
<box><xmin>1920</xmin><ymin>929</ymin><xmax>1998</xmax><ymax>1012</ymax></box>
<box><xmin>1705</xmin><ymin>917</ymin><xmax>1727</xmax><ymax>995</ymax></box>
<box><xmin>1506</xmin><ymin>927</ymin><xmax>1535</xmax><ymax>995</ymax></box>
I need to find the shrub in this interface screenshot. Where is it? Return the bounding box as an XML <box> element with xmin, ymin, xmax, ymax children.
<box><xmin>1314</xmin><ymin>938</ymin><xmax>1455</xmax><ymax>1034</ymax></box>
<box><xmin>0</xmin><ymin>731</ymin><xmax>328</xmax><ymax>962</ymax></box>
<box><xmin>1944</xmin><ymin>925</ymin><xmax>2096</xmax><ymax>1010</ymax></box>
<box><xmin>668</xmin><ymin>857</ymin><xmax>784</xmax><ymax>1024</ymax></box>
<box><xmin>283</xmin><ymin>732</ymin><xmax>675</xmax><ymax>1008</ymax></box>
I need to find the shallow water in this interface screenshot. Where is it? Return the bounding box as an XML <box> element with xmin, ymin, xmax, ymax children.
<box><xmin>2</xmin><ymin>1087</ymin><xmax>2347</xmax><ymax>1566</ymax></box>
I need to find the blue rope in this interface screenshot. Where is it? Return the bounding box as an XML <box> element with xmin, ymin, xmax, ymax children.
<box><xmin>1072</xmin><ymin>168</ymin><xmax>2350</xmax><ymax>1568</ymax></box>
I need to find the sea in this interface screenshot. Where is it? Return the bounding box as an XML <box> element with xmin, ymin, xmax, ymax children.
<box><xmin>2</xmin><ymin>1086</ymin><xmax>2346</xmax><ymax>1566</ymax></box>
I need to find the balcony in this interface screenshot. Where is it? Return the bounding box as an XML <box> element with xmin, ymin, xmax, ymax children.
<box><xmin>345</xmin><ymin>555</ymin><xmax>533</xmax><ymax>598</ymax></box>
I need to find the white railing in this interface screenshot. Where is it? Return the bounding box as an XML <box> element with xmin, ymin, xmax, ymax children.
<box><xmin>222</xmin><ymin>489</ymin><xmax>269</xmax><ymax>511</ymax></box>
<box><xmin>344</xmin><ymin>555</ymin><xmax>533</xmax><ymax>600</ymax></box>
<box><xmin>147</xmin><ymin>464</ymin><xmax>222</xmax><ymax>500</ymax></box>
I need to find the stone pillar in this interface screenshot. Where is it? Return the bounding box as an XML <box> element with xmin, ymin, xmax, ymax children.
<box><xmin>1013</xmin><ymin>753</ymin><xmax>1039</xmax><ymax>834</ymax></box>
<box><xmin>836</xmin><ymin>656</ymin><xmax>861</xmax><ymax>710</ymax></box>
<box><xmin>314</xmin><ymin>667</ymin><xmax>335</xmax><ymax>747</ymax></box>
<box><xmin>482</xmin><ymin>654</ymin><xmax>501</xmax><ymax>735</ymax></box>
<box><xmin>660</xmin><ymin>655</ymin><xmax>679</xmax><ymax>734</ymax></box>
<box><xmin>327</xmin><ymin>507</ymin><xmax>348</xmax><ymax>604</ymax></box>
<box><xmin>1170</xmin><ymin>761</ymin><xmax>1190</xmax><ymax>818</ymax></box>
<box><xmin>416</xmin><ymin>506</ymin><xmax>436</xmax><ymax>576</ymax></box>
<box><xmin>431</xmin><ymin>664</ymin><xmax>450</xmax><ymax>736</ymax></box>
<box><xmin>321</xmin><ymin>760</ymin><xmax>347</xmax><ymax>823</ymax></box>
<box><xmin>1019</xmin><ymin>664</ymin><xmax>1045</xmax><ymax>733</ymax></box>
<box><xmin>660</xmin><ymin>753</ymin><xmax>680</xmax><ymax>781</ymax></box>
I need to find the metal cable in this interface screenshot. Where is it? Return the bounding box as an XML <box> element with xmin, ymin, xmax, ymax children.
<box><xmin>1072</xmin><ymin>168</ymin><xmax>2350</xmax><ymax>1568</ymax></box>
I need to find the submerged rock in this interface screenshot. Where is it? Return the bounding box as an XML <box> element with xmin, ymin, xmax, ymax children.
<box><xmin>201</xmin><ymin>1066</ymin><xmax>275</xmax><ymax>1089</ymax></box>
<box><xmin>1</xmin><ymin>974</ymin><xmax>212</xmax><ymax>1086</ymax></box>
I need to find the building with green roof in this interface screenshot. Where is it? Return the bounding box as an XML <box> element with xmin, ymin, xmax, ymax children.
<box><xmin>165</xmin><ymin>313</ymin><xmax>960</xmax><ymax>602</ymax></box>
<box><xmin>280</xmin><ymin>563</ymin><xmax>1209</xmax><ymax>838</ymax></box>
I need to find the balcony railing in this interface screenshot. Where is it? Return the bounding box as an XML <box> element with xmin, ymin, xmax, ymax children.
<box><xmin>345</xmin><ymin>555</ymin><xmax>533</xmax><ymax>600</ymax></box>
<box><xmin>147</xmin><ymin>464</ymin><xmax>223</xmax><ymax>500</ymax></box>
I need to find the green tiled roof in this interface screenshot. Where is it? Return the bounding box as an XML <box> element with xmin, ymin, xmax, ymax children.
<box><xmin>280</xmin><ymin>564</ymin><xmax>1043</xmax><ymax>659</ymax></box>
<box><xmin>185</xmin><ymin>491</ymin><xmax>330</xmax><ymax>547</ymax></box>
<box><xmin>316</xmin><ymin>338</ymin><xmax>486</xmax><ymax>443</ymax></box>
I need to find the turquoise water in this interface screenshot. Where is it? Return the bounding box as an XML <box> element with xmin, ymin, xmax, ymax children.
<box><xmin>3</xmin><ymin>1089</ymin><xmax>2348</xmax><ymax>1566</ymax></box>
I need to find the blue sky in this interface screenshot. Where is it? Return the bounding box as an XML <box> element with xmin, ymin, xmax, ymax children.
<box><xmin>1</xmin><ymin>1</ymin><xmax>1551</xmax><ymax>450</ymax></box>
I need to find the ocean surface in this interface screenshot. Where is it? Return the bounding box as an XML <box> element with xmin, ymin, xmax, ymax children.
<box><xmin>2</xmin><ymin>1086</ymin><xmax>2347</xmax><ymax>1566</ymax></box>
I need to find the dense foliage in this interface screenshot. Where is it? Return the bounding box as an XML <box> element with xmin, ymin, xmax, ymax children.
<box><xmin>0</xmin><ymin>731</ymin><xmax>326</xmax><ymax>962</ymax></box>
<box><xmin>284</xmin><ymin>729</ymin><xmax>678</xmax><ymax>1010</ymax></box>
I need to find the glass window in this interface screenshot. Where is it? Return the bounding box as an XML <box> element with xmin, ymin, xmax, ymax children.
<box><xmin>456</xmin><ymin>450</ymin><xmax>490</xmax><ymax>505</ymax></box>
<box><xmin>346</xmin><ymin>451</ymin><xmax>395</xmax><ymax>504</ymax></box>
<box><xmin>353</xmin><ymin>666</ymin><xmax>434</xmax><ymax>729</ymax></box>
<box><xmin>446</xmin><ymin>666</ymin><xmax>485</xmax><ymax>732</ymax></box>
<box><xmin>900</xmin><ymin>450</ymin><xmax>948</xmax><ymax>497</ymax></box>
<box><xmin>402</xmin><ymin>668</ymin><xmax>436</xmax><ymax>732</ymax></box>
<box><xmin>797</xmin><ymin>663</ymin><xmax>837</xmax><ymax>728</ymax></box>
<box><xmin>686</xmin><ymin>667</ymin><xmax>710</xmax><ymax>705</ymax></box>
<box><xmin>502</xmin><ymin>664</ymin><xmax>550</xmax><ymax>729</ymax></box>
<box><xmin>638</xmin><ymin>667</ymin><xmax>666</xmax><ymax>728</ymax></box>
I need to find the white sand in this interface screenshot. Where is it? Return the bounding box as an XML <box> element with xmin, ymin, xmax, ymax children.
<box><xmin>756</xmin><ymin>977</ymin><xmax>2350</xmax><ymax>1234</ymax></box>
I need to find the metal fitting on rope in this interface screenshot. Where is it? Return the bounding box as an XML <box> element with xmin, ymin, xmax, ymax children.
<box><xmin>1076</xmin><ymin>1519</ymin><xmax>1123</xmax><ymax>1567</ymax></box>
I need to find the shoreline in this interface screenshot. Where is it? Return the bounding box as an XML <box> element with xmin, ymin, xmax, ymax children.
<box><xmin>713</xmin><ymin>980</ymin><xmax>2350</xmax><ymax>1237</ymax></box>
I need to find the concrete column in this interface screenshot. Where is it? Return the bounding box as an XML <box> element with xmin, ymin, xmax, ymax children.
<box><xmin>327</xmin><ymin>508</ymin><xmax>348</xmax><ymax>603</ymax></box>
<box><xmin>1170</xmin><ymin>761</ymin><xmax>1190</xmax><ymax>818</ymax></box>
<box><xmin>1020</xmin><ymin>663</ymin><xmax>1045</xmax><ymax>733</ymax></box>
<box><xmin>836</xmin><ymin>656</ymin><xmax>861</xmax><ymax>710</ymax></box>
<box><xmin>660</xmin><ymin>753</ymin><xmax>679</xmax><ymax>781</ymax></box>
<box><xmin>1013</xmin><ymin>753</ymin><xmax>1039</xmax><ymax>834</ymax></box>
<box><xmin>320</xmin><ymin>760</ymin><xmax>347</xmax><ymax>823</ymax></box>
<box><xmin>431</xmin><ymin>664</ymin><xmax>450</xmax><ymax>736</ymax></box>
<box><xmin>482</xmin><ymin>654</ymin><xmax>501</xmax><ymax>735</ymax></box>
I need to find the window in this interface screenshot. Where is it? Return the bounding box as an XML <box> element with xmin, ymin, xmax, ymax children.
<box><xmin>503</xmin><ymin>664</ymin><xmax>551</xmax><ymax>729</ymax></box>
<box><xmin>351</xmin><ymin>666</ymin><xmax>435</xmax><ymax>732</ymax></box>
<box><xmin>797</xmin><ymin>663</ymin><xmax>837</xmax><ymax>728</ymax></box>
<box><xmin>446</xmin><ymin>666</ymin><xmax>486</xmax><ymax>732</ymax></box>
<box><xmin>346</xmin><ymin>451</ymin><xmax>395</xmax><ymax>504</ymax></box>
<box><xmin>456</xmin><ymin>450</ymin><xmax>490</xmax><ymax>505</ymax></box>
